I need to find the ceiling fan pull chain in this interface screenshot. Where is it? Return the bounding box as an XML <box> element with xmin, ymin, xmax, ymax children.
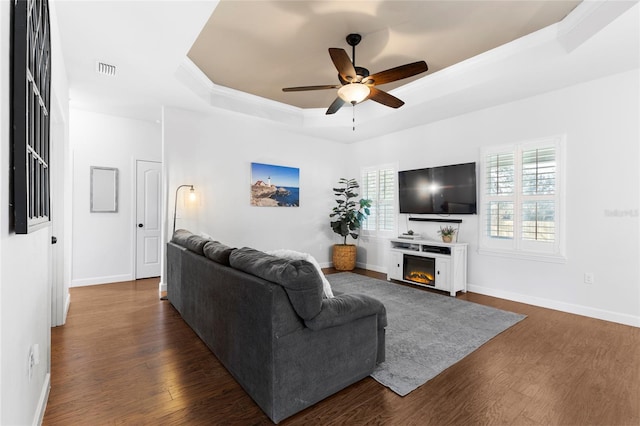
<box><xmin>352</xmin><ymin>104</ymin><xmax>356</xmax><ymax>131</ymax></box>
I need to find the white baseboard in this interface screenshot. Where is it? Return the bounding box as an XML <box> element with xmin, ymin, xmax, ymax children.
<box><xmin>33</xmin><ymin>373</ymin><xmax>50</xmax><ymax>426</ymax></box>
<box><xmin>356</xmin><ymin>263</ymin><xmax>639</xmax><ymax>328</ymax></box>
<box><xmin>71</xmin><ymin>274</ymin><xmax>134</xmax><ymax>287</ymax></box>
<box><xmin>55</xmin><ymin>292</ymin><xmax>71</xmax><ymax>327</ymax></box>
<box><xmin>159</xmin><ymin>281</ymin><xmax>167</xmax><ymax>299</ymax></box>
<box><xmin>325</xmin><ymin>262</ymin><xmax>386</xmax><ymax>273</ymax></box>
<box><xmin>356</xmin><ymin>262</ymin><xmax>386</xmax><ymax>274</ymax></box>
<box><xmin>63</xmin><ymin>292</ymin><xmax>71</xmax><ymax>325</ymax></box>
<box><xmin>468</xmin><ymin>283</ymin><xmax>640</xmax><ymax>328</ymax></box>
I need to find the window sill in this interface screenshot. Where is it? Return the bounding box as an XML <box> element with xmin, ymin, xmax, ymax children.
<box><xmin>478</xmin><ymin>248</ymin><xmax>567</xmax><ymax>264</ymax></box>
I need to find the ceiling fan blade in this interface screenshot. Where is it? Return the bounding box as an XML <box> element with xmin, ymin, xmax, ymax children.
<box><xmin>367</xmin><ymin>87</ymin><xmax>404</xmax><ymax>109</ymax></box>
<box><xmin>329</xmin><ymin>48</ymin><xmax>357</xmax><ymax>82</ymax></box>
<box><xmin>326</xmin><ymin>97</ymin><xmax>346</xmax><ymax>115</ymax></box>
<box><xmin>364</xmin><ymin>61</ymin><xmax>428</xmax><ymax>86</ymax></box>
<box><xmin>282</xmin><ymin>84</ymin><xmax>340</xmax><ymax>92</ymax></box>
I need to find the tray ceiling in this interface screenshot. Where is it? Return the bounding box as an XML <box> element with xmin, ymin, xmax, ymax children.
<box><xmin>188</xmin><ymin>0</ymin><xmax>581</xmax><ymax>109</ymax></box>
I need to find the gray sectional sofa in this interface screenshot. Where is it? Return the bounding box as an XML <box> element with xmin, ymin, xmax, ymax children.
<box><xmin>166</xmin><ymin>230</ymin><xmax>387</xmax><ymax>423</ymax></box>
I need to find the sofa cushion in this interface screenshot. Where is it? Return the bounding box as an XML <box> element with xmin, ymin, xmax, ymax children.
<box><xmin>172</xmin><ymin>229</ymin><xmax>209</xmax><ymax>255</ymax></box>
<box><xmin>305</xmin><ymin>294</ymin><xmax>387</xmax><ymax>331</ymax></box>
<box><xmin>203</xmin><ymin>241</ymin><xmax>235</xmax><ymax>266</ymax></box>
<box><xmin>229</xmin><ymin>247</ymin><xmax>323</xmax><ymax>320</ymax></box>
<box><xmin>266</xmin><ymin>249</ymin><xmax>334</xmax><ymax>298</ymax></box>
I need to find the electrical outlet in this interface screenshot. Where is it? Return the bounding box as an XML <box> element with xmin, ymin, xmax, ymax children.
<box><xmin>28</xmin><ymin>347</ymin><xmax>34</xmax><ymax>381</ymax></box>
<box><xmin>27</xmin><ymin>344</ymin><xmax>39</xmax><ymax>382</ymax></box>
<box><xmin>584</xmin><ymin>272</ymin><xmax>595</xmax><ymax>284</ymax></box>
<box><xmin>33</xmin><ymin>344</ymin><xmax>40</xmax><ymax>365</ymax></box>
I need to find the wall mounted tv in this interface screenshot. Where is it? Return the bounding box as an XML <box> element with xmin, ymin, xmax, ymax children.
<box><xmin>398</xmin><ymin>162</ymin><xmax>477</xmax><ymax>214</ymax></box>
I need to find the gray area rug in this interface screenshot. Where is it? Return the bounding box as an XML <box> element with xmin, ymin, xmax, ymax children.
<box><xmin>326</xmin><ymin>272</ymin><xmax>526</xmax><ymax>396</ymax></box>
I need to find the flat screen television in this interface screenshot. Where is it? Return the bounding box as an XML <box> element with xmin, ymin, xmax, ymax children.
<box><xmin>398</xmin><ymin>162</ymin><xmax>477</xmax><ymax>214</ymax></box>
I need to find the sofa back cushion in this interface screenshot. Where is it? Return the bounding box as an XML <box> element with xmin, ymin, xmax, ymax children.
<box><xmin>229</xmin><ymin>247</ymin><xmax>323</xmax><ymax>320</ymax></box>
<box><xmin>172</xmin><ymin>229</ymin><xmax>209</xmax><ymax>255</ymax></box>
<box><xmin>266</xmin><ymin>249</ymin><xmax>334</xmax><ymax>299</ymax></box>
<box><xmin>203</xmin><ymin>241</ymin><xmax>235</xmax><ymax>266</ymax></box>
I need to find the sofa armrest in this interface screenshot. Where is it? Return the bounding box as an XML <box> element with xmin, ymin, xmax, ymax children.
<box><xmin>304</xmin><ymin>294</ymin><xmax>387</xmax><ymax>331</ymax></box>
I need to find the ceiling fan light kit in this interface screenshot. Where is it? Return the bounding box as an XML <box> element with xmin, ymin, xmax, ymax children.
<box><xmin>282</xmin><ymin>33</ymin><xmax>428</xmax><ymax>117</ymax></box>
<box><xmin>338</xmin><ymin>83</ymin><xmax>370</xmax><ymax>104</ymax></box>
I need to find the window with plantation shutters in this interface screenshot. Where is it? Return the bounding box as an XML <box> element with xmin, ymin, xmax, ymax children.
<box><xmin>361</xmin><ymin>165</ymin><xmax>396</xmax><ymax>235</ymax></box>
<box><xmin>480</xmin><ymin>137</ymin><xmax>565</xmax><ymax>261</ymax></box>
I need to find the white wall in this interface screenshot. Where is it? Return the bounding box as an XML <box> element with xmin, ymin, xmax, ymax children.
<box><xmin>352</xmin><ymin>68</ymin><xmax>640</xmax><ymax>326</ymax></box>
<box><xmin>162</xmin><ymin>107</ymin><xmax>348</xmax><ymax>267</ymax></box>
<box><xmin>70</xmin><ymin>109</ymin><xmax>161</xmax><ymax>286</ymax></box>
<box><xmin>0</xmin><ymin>1</ymin><xmax>69</xmax><ymax>423</ymax></box>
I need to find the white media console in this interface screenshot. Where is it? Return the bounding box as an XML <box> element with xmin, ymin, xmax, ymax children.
<box><xmin>388</xmin><ymin>238</ymin><xmax>468</xmax><ymax>296</ymax></box>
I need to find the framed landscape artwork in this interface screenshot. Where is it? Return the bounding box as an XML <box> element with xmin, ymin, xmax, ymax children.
<box><xmin>250</xmin><ymin>163</ymin><xmax>300</xmax><ymax>207</ymax></box>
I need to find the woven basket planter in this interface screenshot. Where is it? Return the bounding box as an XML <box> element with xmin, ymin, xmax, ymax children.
<box><xmin>332</xmin><ymin>244</ymin><xmax>357</xmax><ymax>271</ymax></box>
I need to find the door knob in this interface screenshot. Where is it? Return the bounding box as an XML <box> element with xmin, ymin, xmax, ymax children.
<box><xmin>138</xmin><ymin>223</ymin><xmax>143</xmax><ymax>228</ymax></box>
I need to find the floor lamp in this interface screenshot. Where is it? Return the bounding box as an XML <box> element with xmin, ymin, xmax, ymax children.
<box><xmin>172</xmin><ymin>184</ymin><xmax>195</xmax><ymax>235</ymax></box>
<box><xmin>164</xmin><ymin>184</ymin><xmax>195</xmax><ymax>301</ymax></box>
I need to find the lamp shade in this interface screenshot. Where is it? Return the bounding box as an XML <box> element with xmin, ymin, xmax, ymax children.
<box><xmin>337</xmin><ymin>83</ymin><xmax>370</xmax><ymax>104</ymax></box>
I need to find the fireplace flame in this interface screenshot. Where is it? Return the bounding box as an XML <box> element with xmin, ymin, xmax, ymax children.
<box><xmin>405</xmin><ymin>271</ymin><xmax>434</xmax><ymax>285</ymax></box>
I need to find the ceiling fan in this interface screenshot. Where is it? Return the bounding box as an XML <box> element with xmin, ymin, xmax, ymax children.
<box><xmin>283</xmin><ymin>33</ymin><xmax>428</xmax><ymax>115</ymax></box>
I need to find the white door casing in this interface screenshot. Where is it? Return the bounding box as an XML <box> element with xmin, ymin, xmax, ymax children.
<box><xmin>136</xmin><ymin>160</ymin><xmax>162</xmax><ymax>279</ymax></box>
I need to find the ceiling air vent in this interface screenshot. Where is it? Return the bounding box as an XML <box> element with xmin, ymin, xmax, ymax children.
<box><xmin>96</xmin><ymin>61</ymin><xmax>116</xmax><ymax>77</ymax></box>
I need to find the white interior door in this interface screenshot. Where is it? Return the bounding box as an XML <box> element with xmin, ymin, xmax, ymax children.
<box><xmin>136</xmin><ymin>160</ymin><xmax>162</xmax><ymax>279</ymax></box>
<box><xmin>50</xmin><ymin>103</ymin><xmax>69</xmax><ymax>326</ymax></box>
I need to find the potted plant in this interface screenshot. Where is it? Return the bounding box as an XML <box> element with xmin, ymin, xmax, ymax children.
<box><xmin>330</xmin><ymin>178</ymin><xmax>372</xmax><ymax>271</ymax></box>
<box><xmin>438</xmin><ymin>225</ymin><xmax>456</xmax><ymax>243</ymax></box>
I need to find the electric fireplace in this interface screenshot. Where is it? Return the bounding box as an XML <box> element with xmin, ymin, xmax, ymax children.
<box><xmin>403</xmin><ymin>254</ymin><xmax>435</xmax><ymax>286</ymax></box>
<box><xmin>388</xmin><ymin>238</ymin><xmax>468</xmax><ymax>296</ymax></box>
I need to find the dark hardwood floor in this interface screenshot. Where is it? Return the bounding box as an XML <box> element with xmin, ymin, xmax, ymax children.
<box><xmin>43</xmin><ymin>270</ymin><xmax>640</xmax><ymax>425</ymax></box>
